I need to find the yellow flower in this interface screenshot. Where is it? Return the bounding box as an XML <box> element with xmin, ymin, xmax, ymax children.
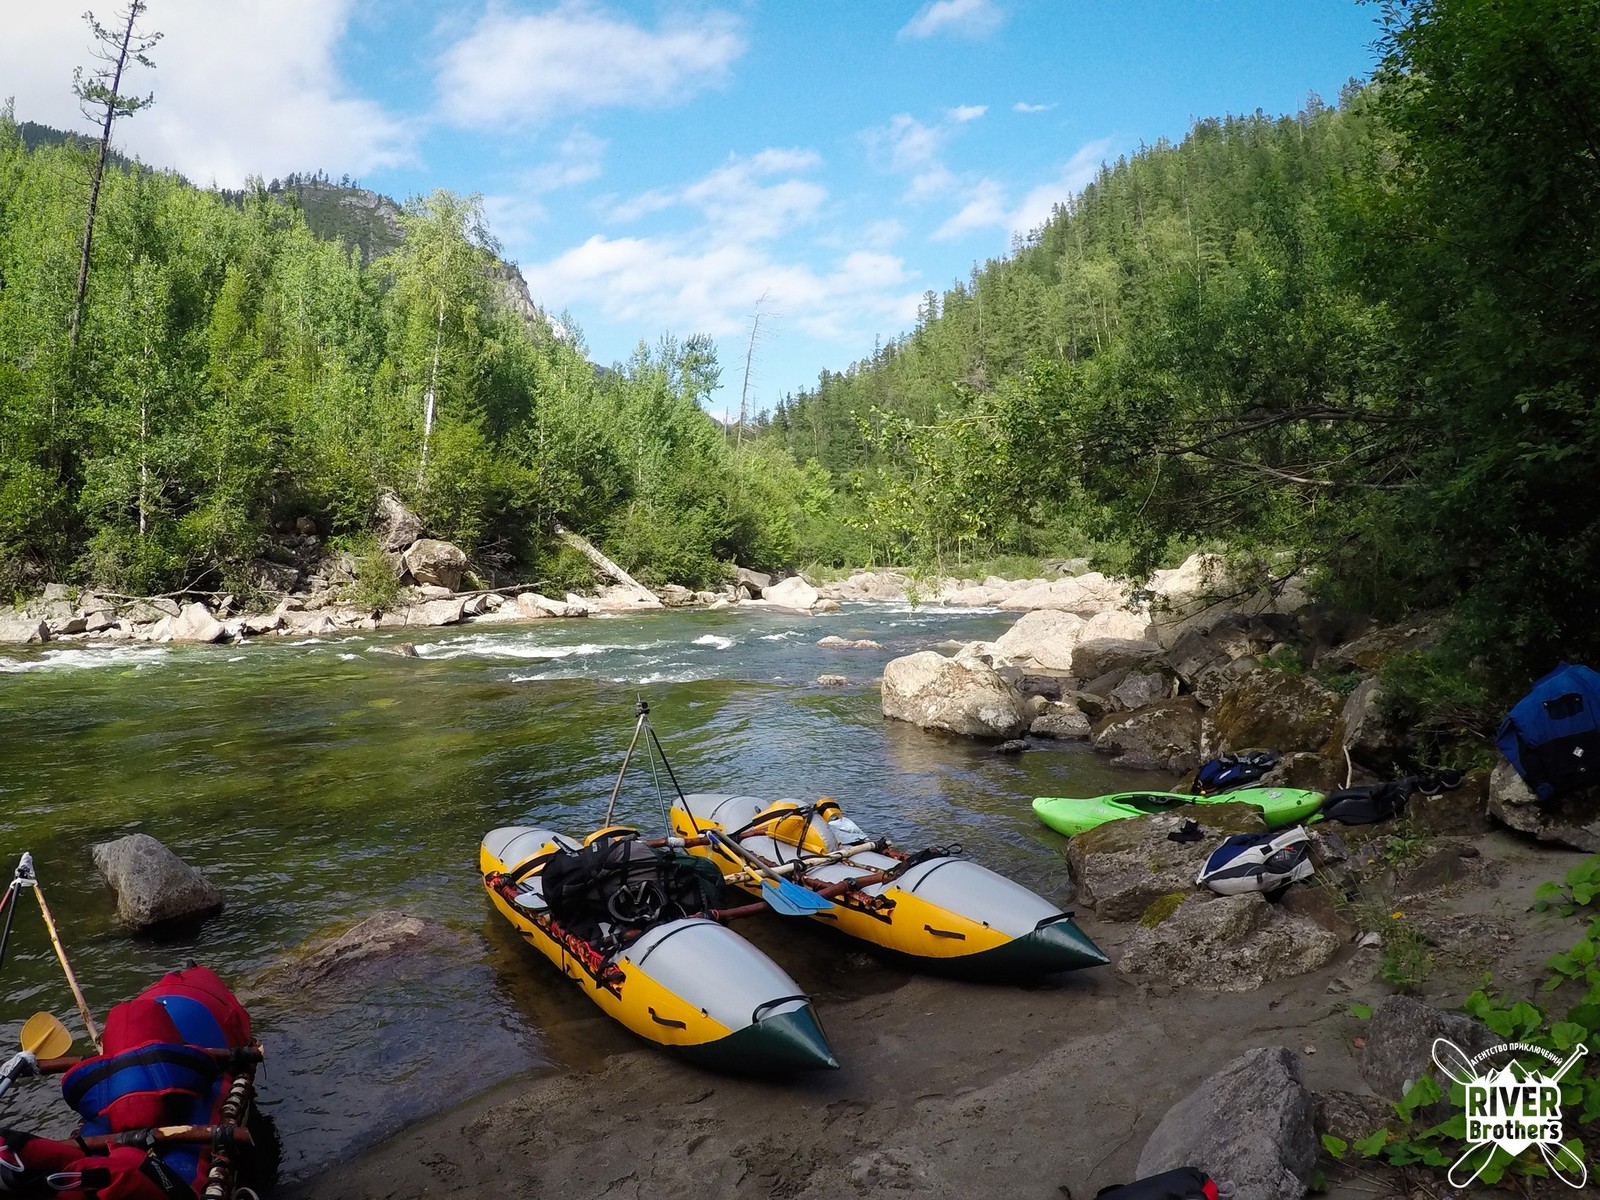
<box><xmin>1391</xmin><ymin>911</ymin><xmax>1403</xmax><ymax>920</ymax></box>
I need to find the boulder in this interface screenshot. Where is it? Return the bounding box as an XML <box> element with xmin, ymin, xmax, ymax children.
<box><xmin>283</xmin><ymin>611</ymin><xmax>339</xmax><ymax>636</ymax></box>
<box><xmin>1162</xmin><ymin>613</ymin><xmax>1280</xmax><ymax>686</ymax></box>
<box><xmin>1409</xmin><ymin>769</ymin><xmax>1493</xmax><ymax>835</ymax></box>
<box><xmin>1487</xmin><ymin>759</ymin><xmax>1600</xmax><ymax>851</ymax></box>
<box><xmin>993</xmin><ymin>609</ymin><xmax>1086</xmax><ymax>672</ymax></box>
<box><xmin>657</xmin><ymin>584</ymin><xmax>695</xmax><ymax>607</ymax></box>
<box><xmin>82</xmin><ymin>609</ymin><xmax>116</xmax><ymax>634</ymax></box>
<box><xmin>1118</xmin><ymin>893</ymin><xmax>1341</xmax><ymax>991</ymax></box>
<box><xmin>1192</xmin><ymin>656</ymin><xmax>1264</xmax><ymax>710</ymax></box>
<box><xmin>126</xmin><ymin>598</ymin><xmax>181</xmax><ymax>623</ymax></box>
<box><xmin>733</xmin><ymin>567</ymin><xmax>773</xmax><ymax>598</ymax></box>
<box><xmin>1312</xmin><ymin>1090</ymin><xmax>1394</xmax><ymax>1144</ymax></box>
<box><xmin>996</xmin><ymin>573</ymin><xmax>1131</xmax><ymax>614</ymax></box>
<box><xmin>411</xmin><ymin>597</ymin><xmax>466</xmax><ymax>627</ymax></box>
<box><xmin>403</xmin><ymin>539</ymin><xmax>468</xmax><ymax>592</ymax></box>
<box><xmin>1319</xmin><ymin>619</ymin><xmax>1437</xmax><ymax>673</ymax></box>
<box><xmin>0</xmin><ymin>613</ymin><xmax>50</xmax><ymax>644</ymax></box>
<box><xmin>1109</xmin><ymin>670</ymin><xmax>1172</xmax><ymax>711</ymax></box>
<box><xmin>1210</xmin><ymin>670</ymin><xmax>1344</xmax><ymax>756</ymax></box>
<box><xmin>1360</xmin><ymin>995</ymin><xmax>1499</xmax><ymax>1108</ymax></box>
<box><xmin>1064</xmin><ymin>805</ymin><xmax>1269</xmax><ymax>921</ymax></box>
<box><xmin>271</xmin><ymin>910</ymin><xmax>478</xmax><ymax>993</ymax></box>
<box><xmin>250</xmin><ymin>559</ymin><xmax>303</xmax><ymax>594</ymax></box>
<box><xmin>514</xmin><ymin>592</ymin><xmax>555</xmax><ymax>618</ymax></box>
<box><xmin>373</xmin><ymin>491</ymin><xmax>423</xmax><ymax>552</ymax></box>
<box><xmin>1137</xmin><ymin>1046</ymin><xmax>1319</xmax><ymax>1200</ymax></box>
<box><xmin>169</xmin><ymin>602</ymin><xmax>227</xmax><ymax>644</ymax></box>
<box><xmin>881</xmin><ymin>650</ymin><xmax>1031</xmax><ymax>740</ymax></box>
<box><xmin>814</xmin><ymin>598</ymin><xmax>842</xmax><ymax>613</ymax></box>
<box><xmin>1340</xmin><ymin>678</ymin><xmax>1412</xmax><ymax>769</ymax></box>
<box><xmin>1071</xmin><ymin>637</ymin><xmax>1161</xmax><ymax>680</ymax></box>
<box><xmin>817</xmin><ymin>636</ymin><xmax>882</xmax><ymax>650</ymax></box>
<box><xmin>242</xmin><ymin>612</ymin><xmax>285</xmax><ymax>636</ymax></box>
<box><xmin>1092</xmin><ymin>697</ymin><xmax>1202</xmax><ymax>771</ymax></box>
<box><xmin>90</xmin><ymin>834</ymin><xmax>224</xmax><ymax>930</ymax></box>
<box><xmin>817</xmin><ymin>674</ymin><xmax>849</xmax><ymax>687</ymax></box>
<box><xmin>1256</xmin><ymin>752</ymin><xmax>1347</xmax><ymax>793</ymax></box>
<box><xmin>1029</xmin><ymin>702</ymin><xmax>1091</xmax><ymax>740</ymax></box>
<box><xmin>762</xmin><ymin>576</ymin><xmax>820</xmax><ymax>611</ymax></box>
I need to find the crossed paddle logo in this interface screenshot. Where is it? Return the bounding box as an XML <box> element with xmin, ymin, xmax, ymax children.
<box><xmin>1431</xmin><ymin>1037</ymin><xmax>1589</xmax><ymax>1188</ymax></box>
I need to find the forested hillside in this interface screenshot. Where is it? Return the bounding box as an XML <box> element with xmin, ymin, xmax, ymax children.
<box><xmin>0</xmin><ymin>109</ymin><xmax>820</xmax><ymax>598</ymax></box>
<box><xmin>3</xmin><ymin>0</ymin><xmax>1595</xmax><ymax>694</ymax></box>
<box><xmin>756</xmin><ymin>0</ymin><xmax>1600</xmax><ymax>689</ymax></box>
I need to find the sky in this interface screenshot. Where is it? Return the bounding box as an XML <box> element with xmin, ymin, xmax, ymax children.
<box><xmin>1</xmin><ymin>0</ymin><xmax>1382</xmax><ymax>417</ymax></box>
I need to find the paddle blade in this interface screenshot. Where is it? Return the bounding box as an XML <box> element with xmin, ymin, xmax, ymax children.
<box><xmin>758</xmin><ymin>876</ymin><xmax>835</xmax><ymax>916</ymax></box>
<box><xmin>21</xmin><ymin>1012</ymin><xmax>71</xmax><ymax>1058</ymax></box>
<box><xmin>1541</xmin><ymin>1141</ymin><xmax>1587</xmax><ymax>1190</ymax></box>
<box><xmin>1431</xmin><ymin>1036</ymin><xmax>1477</xmax><ymax>1086</ymax></box>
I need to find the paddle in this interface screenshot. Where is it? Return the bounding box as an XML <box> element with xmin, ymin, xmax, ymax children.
<box><xmin>0</xmin><ymin>1011</ymin><xmax>74</xmax><ymax>1098</ymax></box>
<box><xmin>706</xmin><ymin>829</ymin><xmax>835</xmax><ymax>916</ymax></box>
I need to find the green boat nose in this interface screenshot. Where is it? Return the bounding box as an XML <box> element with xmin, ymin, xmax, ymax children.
<box><xmin>683</xmin><ymin>1002</ymin><xmax>840</xmax><ymax>1073</ymax></box>
<box><xmin>965</xmin><ymin>914</ymin><xmax>1109</xmax><ymax>977</ymax></box>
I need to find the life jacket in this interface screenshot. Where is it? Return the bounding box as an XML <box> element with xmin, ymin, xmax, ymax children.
<box><xmin>56</xmin><ymin>968</ymin><xmax>253</xmax><ymax>1200</ymax></box>
<box><xmin>1192</xmin><ymin>750</ymin><xmax>1280</xmax><ymax>797</ymax></box>
<box><xmin>0</xmin><ymin>1129</ymin><xmax>178</xmax><ymax>1200</ymax></box>
<box><xmin>1195</xmin><ymin>827</ymin><xmax>1314</xmax><ymax>895</ymax></box>
<box><xmin>1496</xmin><ymin>662</ymin><xmax>1600</xmax><ymax>801</ymax></box>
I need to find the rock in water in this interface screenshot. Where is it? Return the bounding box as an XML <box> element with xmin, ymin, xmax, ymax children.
<box><xmin>1137</xmin><ymin>1046</ymin><xmax>1318</xmax><ymax>1200</ymax></box>
<box><xmin>90</xmin><ymin>834</ymin><xmax>223</xmax><ymax>929</ymax></box>
<box><xmin>881</xmin><ymin>650</ymin><xmax>1031</xmax><ymax>739</ymax></box>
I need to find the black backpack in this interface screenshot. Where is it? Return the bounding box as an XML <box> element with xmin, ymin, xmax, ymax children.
<box><xmin>541</xmin><ymin>831</ymin><xmax>714</xmax><ymax>948</ymax></box>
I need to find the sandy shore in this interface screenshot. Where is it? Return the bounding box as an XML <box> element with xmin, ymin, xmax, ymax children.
<box><xmin>281</xmin><ymin>832</ymin><xmax>1588</xmax><ymax>1200</ymax></box>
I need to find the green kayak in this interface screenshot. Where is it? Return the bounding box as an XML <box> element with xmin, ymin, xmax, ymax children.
<box><xmin>1031</xmin><ymin>787</ymin><xmax>1325</xmax><ymax>837</ymax></box>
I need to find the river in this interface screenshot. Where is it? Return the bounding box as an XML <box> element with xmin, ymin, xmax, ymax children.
<box><xmin>0</xmin><ymin>601</ymin><xmax>1168</xmax><ymax>1180</ymax></box>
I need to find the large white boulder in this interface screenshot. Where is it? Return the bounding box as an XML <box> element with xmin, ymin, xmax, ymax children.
<box><xmin>997</xmin><ymin>572</ymin><xmax>1131</xmax><ymax>614</ymax></box>
<box><xmin>170</xmin><ymin>602</ymin><xmax>227</xmax><ymax>643</ymax></box>
<box><xmin>881</xmin><ymin>650</ymin><xmax>1031</xmax><ymax>739</ymax></box>
<box><xmin>403</xmin><ymin>539</ymin><xmax>468</xmax><ymax>592</ymax></box>
<box><xmin>762</xmin><ymin>576</ymin><xmax>821</xmax><ymax>610</ymax></box>
<box><xmin>993</xmin><ymin>610</ymin><xmax>1086</xmax><ymax>672</ymax></box>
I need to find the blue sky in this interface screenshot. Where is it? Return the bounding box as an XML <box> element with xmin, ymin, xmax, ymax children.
<box><xmin>4</xmin><ymin>1</ymin><xmax>1381</xmax><ymax>415</ymax></box>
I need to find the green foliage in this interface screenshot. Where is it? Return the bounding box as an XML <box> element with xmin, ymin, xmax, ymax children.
<box><xmin>1377</xmin><ymin>913</ymin><xmax>1434</xmax><ymax>992</ymax></box>
<box><xmin>1333</xmin><ymin>864</ymin><xmax>1600</xmax><ymax>1188</ymax></box>
<box><xmin>1377</xmin><ymin>649</ymin><xmax>1496</xmax><ymax>767</ymax></box>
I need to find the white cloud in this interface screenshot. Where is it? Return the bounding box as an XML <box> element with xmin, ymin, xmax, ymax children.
<box><xmin>0</xmin><ymin>1</ymin><xmax>412</xmax><ymax>187</ymax></box>
<box><xmin>864</xmin><ymin>113</ymin><xmax>946</xmax><ymax>173</ymax></box>
<box><xmin>933</xmin><ymin>139</ymin><xmax>1112</xmax><ymax>241</ymax></box>
<box><xmin>437</xmin><ymin>2</ymin><xmax>744</xmax><ymax>128</ymax></box>
<box><xmin>519</xmin><ymin>233</ymin><xmax>917</xmax><ymax>348</ymax></box>
<box><xmin>1014</xmin><ymin>101</ymin><xmax>1054</xmax><ymax>113</ymax></box>
<box><xmin>1010</xmin><ymin>139</ymin><xmax>1112</xmax><ymax>235</ymax></box>
<box><xmin>899</xmin><ymin>0</ymin><xmax>1005</xmax><ymax>41</ymax></box>
<box><xmin>606</xmin><ymin>149</ymin><xmax>825</xmax><ymax>242</ymax></box>
<box><xmin>947</xmin><ymin>104</ymin><xmax>988</xmax><ymax>123</ymax></box>
<box><xmin>933</xmin><ymin>179</ymin><xmax>1008</xmax><ymax>240</ymax></box>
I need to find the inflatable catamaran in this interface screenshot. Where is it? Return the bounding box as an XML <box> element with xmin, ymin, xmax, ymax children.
<box><xmin>480</xmin><ymin>823</ymin><xmax>838</xmax><ymax>1071</ymax></box>
<box><xmin>668</xmin><ymin>794</ymin><xmax>1107</xmax><ymax>977</ymax></box>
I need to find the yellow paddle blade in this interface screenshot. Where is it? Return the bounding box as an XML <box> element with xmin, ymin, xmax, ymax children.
<box><xmin>21</xmin><ymin>1011</ymin><xmax>71</xmax><ymax>1058</ymax></box>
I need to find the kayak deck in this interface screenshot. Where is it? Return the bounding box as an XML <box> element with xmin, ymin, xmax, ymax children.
<box><xmin>1031</xmin><ymin>787</ymin><xmax>1326</xmax><ymax>837</ymax></box>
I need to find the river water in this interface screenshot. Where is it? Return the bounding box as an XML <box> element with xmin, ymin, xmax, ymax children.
<box><xmin>0</xmin><ymin>602</ymin><xmax>1167</xmax><ymax>1179</ymax></box>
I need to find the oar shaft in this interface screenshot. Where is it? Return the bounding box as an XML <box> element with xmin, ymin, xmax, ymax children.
<box><xmin>603</xmin><ymin>711</ymin><xmax>649</xmax><ymax>827</ymax></box>
<box><xmin>30</xmin><ymin>884</ymin><xmax>101</xmax><ymax>1051</ymax></box>
<box><xmin>720</xmin><ymin>839</ymin><xmax>884</xmax><ymax>883</ymax></box>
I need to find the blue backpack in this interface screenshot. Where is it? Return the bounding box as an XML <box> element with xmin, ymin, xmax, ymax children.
<box><xmin>1496</xmin><ymin>662</ymin><xmax>1600</xmax><ymax>801</ymax></box>
<box><xmin>1192</xmin><ymin>750</ymin><xmax>1280</xmax><ymax>796</ymax></box>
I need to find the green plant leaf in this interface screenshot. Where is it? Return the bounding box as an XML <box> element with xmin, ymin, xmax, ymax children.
<box><xmin>1353</xmin><ymin>1129</ymin><xmax>1389</xmax><ymax>1158</ymax></box>
<box><xmin>1551</xmin><ymin>1021</ymin><xmax>1587</xmax><ymax>1050</ymax></box>
<box><xmin>1349</xmin><ymin>1003</ymin><xmax>1372</xmax><ymax>1020</ymax></box>
<box><xmin>1320</xmin><ymin>1133</ymin><xmax>1348</xmax><ymax>1159</ymax></box>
